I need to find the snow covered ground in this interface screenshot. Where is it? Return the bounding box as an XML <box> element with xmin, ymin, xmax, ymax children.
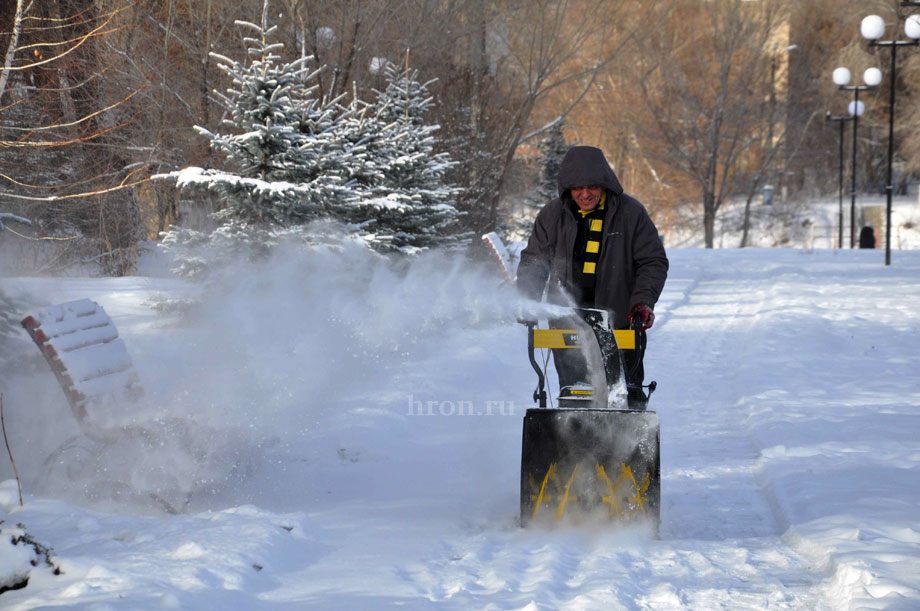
<box><xmin>1</xmin><ymin>240</ymin><xmax>919</xmax><ymax>609</ymax></box>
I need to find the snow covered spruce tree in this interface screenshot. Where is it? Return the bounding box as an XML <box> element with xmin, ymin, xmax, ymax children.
<box><xmin>538</xmin><ymin>119</ymin><xmax>568</xmax><ymax>204</ymax></box>
<box><xmin>154</xmin><ymin>1</ymin><xmax>360</xmax><ymax>277</ymax></box>
<box><xmin>187</xmin><ymin>20</ymin><xmax>354</xmax><ymax>226</ymax></box>
<box><xmin>156</xmin><ymin>4</ymin><xmax>469</xmax><ymax>276</ymax></box>
<box><xmin>347</xmin><ymin>59</ymin><xmax>469</xmax><ymax>253</ymax></box>
<box><xmin>501</xmin><ymin>117</ymin><xmax>569</xmax><ymax>240</ymax></box>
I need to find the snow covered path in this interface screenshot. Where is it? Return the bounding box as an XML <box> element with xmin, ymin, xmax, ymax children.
<box><xmin>651</xmin><ymin>259</ymin><xmax>831</xmax><ymax>608</ymax></box>
<box><xmin>2</xmin><ymin>248</ymin><xmax>919</xmax><ymax>609</ymax></box>
<box><xmin>654</xmin><ymin>250</ymin><xmax>920</xmax><ymax>609</ymax></box>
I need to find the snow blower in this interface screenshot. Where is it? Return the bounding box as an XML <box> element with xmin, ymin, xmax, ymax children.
<box><xmin>520</xmin><ymin>308</ymin><xmax>660</xmax><ymax>530</ymax></box>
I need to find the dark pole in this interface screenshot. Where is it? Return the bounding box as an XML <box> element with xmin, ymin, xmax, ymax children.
<box><xmin>885</xmin><ymin>44</ymin><xmax>897</xmax><ymax>264</ymax></box>
<box><xmin>836</xmin><ymin>81</ymin><xmax>875</xmax><ymax>244</ymax></box>
<box><xmin>827</xmin><ymin>112</ymin><xmax>853</xmax><ymax>249</ymax></box>
<box><xmin>839</xmin><ymin>120</ymin><xmax>845</xmax><ymax>248</ymax></box>
<box><xmin>850</xmin><ymin>88</ymin><xmax>859</xmax><ymax>248</ymax></box>
<box><xmin>867</xmin><ymin>39</ymin><xmax>918</xmax><ymax>264</ymax></box>
<box><xmin>866</xmin><ymin>2</ymin><xmax>920</xmax><ymax>264</ymax></box>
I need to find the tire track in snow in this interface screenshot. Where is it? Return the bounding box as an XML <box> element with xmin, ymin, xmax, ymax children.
<box><xmin>655</xmin><ymin>265</ymin><xmax>782</xmax><ymax>538</ymax></box>
<box><xmin>652</xmin><ymin>257</ymin><xmax>835</xmax><ymax>607</ymax></box>
<box><xmin>652</xmin><ymin>269</ymin><xmax>705</xmax><ymax>332</ymax></box>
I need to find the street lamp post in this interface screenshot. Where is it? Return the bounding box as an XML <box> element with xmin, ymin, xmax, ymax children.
<box><xmin>832</xmin><ymin>67</ymin><xmax>880</xmax><ymax>248</ymax></box>
<box><xmin>860</xmin><ymin>6</ymin><xmax>920</xmax><ymax>265</ymax></box>
<box><xmin>825</xmin><ymin>111</ymin><xmax>852</xmax><ymax>248</ymax></box>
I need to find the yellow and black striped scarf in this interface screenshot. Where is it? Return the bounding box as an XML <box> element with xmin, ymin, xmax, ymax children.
<box><xmin>572</xmin><ymin>192</ymin><xmax>606</xmax><ymax>305</ymax></box>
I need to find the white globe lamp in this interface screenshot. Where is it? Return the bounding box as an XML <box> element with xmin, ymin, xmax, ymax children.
<box><xmin>861</xmin><ymin>15</ymin><xmax>886</xmax><ymax>41</ymax></box>
<box><xmin>906</xmin><ymin>15</ymin><xmax>920</xmax><ymax>40</ymax></box>
<box><xmin>832</xmin><ymin>67</ymin><xmax>851</xmax><ymax>86</ymax></box>
<box><xmin>863</xmin><ymin>67</ymin><xmax>883</xmax><ymax>87</ymax></box>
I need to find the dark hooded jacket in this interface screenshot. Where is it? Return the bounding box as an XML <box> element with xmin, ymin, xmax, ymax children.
<box><xmin>517</xmin><ymin>146</ymin><xmax>668</xmax><ymax>328</ymax></box>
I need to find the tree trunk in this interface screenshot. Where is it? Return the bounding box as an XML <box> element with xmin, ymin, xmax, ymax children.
<box><xmin>0</xmin><ymin>0</ymin><xmax>25</xmax><ymax>104</ymax></box>
<box><xmin>200</xmin><ymin>0</ymin><xmax>213</xmax><ymax>129</ymax></box>
<box><xmin>703</xmin><ymin>193</ymin><xmax>716</xmax><ymax>248</ymax></box>
<box><xmin>740</xmin><ymin>192</ymin><xmax>755</xmax><ymax>248</ymax></box>
<box><xmin>52</xmin><ymin>2</ymin><xmax>79</xmax><ymax>126</ymax></box>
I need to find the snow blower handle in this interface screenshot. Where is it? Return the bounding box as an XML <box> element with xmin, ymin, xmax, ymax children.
<box><xmin>525</xmin><ymin>321</ymin><xmax>548</xmax><ymax>408</ymax></box>
<box><xmin>627</xmin><ymin>315</ymin><xmax>657</xmax><ymax>404</ymax></box>
<box><xmin>628</xmin><ymin>315</ymin><xmax>647</xmax><ymax>353</ymax></box>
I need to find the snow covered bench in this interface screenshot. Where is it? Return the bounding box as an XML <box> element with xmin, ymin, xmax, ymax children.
<box><xmin>21</xmin><ymin>298</ymin><xmax>143</xmax><ymax>427</ymax></box>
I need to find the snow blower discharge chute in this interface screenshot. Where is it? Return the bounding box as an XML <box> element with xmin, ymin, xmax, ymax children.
<box><xmin>520</xmin><ymin>308</ymin><xmax>660</xmax><ymax>530</ymax></box>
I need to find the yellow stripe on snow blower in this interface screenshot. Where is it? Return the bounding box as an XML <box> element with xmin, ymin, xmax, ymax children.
<box><xmin>532</xmin><ymin>329</ymin><xmax>636</xmax><ymax>350</ymax></box>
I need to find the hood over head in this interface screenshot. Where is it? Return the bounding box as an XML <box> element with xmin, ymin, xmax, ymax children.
<box><xmin>557</xmin><ymin>146</ymin><xmax>623</xmax><ymax>198</ymax></box>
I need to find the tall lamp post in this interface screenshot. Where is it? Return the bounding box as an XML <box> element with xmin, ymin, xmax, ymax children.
<box><xmin>860</xmin><ymin>7</ymin><xmax>920</xmax><ymax>265</ymax></box>
<box><xmin>825</xmin><ymin>111</ymin><xmax>852</xmax><ymax>248</ymax></box>
<box><xmin>832</xmin><ymin>67</ymin><xmax>881</xmax><ymax>248</ymax></box>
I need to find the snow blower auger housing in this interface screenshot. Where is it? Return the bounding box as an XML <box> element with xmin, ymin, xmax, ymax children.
<box><xmin>520</xmin><ymin>309</ymin><xmax>660</xmax><ymax>530</ymax></box>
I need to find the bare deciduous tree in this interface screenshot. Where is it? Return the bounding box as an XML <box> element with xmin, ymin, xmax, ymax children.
<box><xmin>446</xmin><ymin>0</ymin><xmax>660</xmax><ymax>232</ymax></box>
<box><xmin>0</xmin><ymin>0</ymin><xmax>148</xmax><ymax>274</ymax></box>
<box><xmin>617</xmin><ymin>0</ymin><xmax>789</xmax><ymax>248</ymax></box>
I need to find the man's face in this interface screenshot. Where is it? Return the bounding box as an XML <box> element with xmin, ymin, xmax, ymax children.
<box><xmin>571</xmin><ymin>185</ymin><xmax>603</xmax><ymax>211</ymax></box>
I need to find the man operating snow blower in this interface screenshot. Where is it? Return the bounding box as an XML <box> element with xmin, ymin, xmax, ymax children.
<box><xmin>517</xmin><ymin>145</ymin><xmax>668</xmax><ymax>408</ymax></box>
<box><xmin>515</xmin><ymin>146</ymin><xmax>668</xmax><ymax>528</ymax></box>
